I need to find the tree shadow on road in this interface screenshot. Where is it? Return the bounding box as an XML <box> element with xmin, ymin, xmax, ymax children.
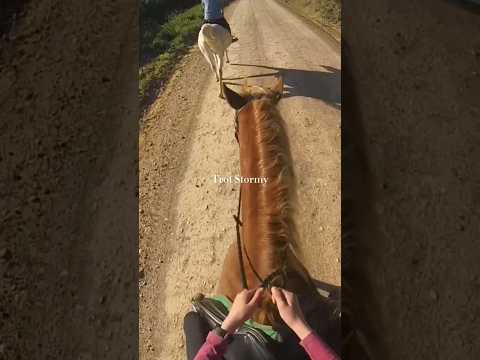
<box><xmin>224</xmin><ymin>63</ymin><xmax>341</xmax><ymax>109</ymax></box>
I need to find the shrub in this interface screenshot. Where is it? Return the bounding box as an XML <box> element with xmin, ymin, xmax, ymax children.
<box><xmin>139</xmin><ymin>4</ymin><xmax>203</xmax><ymax>105</ymax></box>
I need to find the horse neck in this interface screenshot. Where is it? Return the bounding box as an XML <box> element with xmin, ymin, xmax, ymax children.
<box><xmin>239</xmin><ymin>99</ymin><xmax>292</xmax><ymax>285</ymax></box>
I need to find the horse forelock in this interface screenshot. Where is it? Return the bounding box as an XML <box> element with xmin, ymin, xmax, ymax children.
<box><xmin>239</xmin><ymin>83</ymin><xmax>280</xmax><ymax>103</ymax></box>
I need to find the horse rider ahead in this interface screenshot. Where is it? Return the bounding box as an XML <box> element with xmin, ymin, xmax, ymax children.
<box><xmin>201</xmin><ymin>0</ymin><xmax>239</xmax><ymax>42</ymax></box>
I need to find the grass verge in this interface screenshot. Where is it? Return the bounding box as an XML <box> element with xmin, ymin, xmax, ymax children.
<box><xmin>276</xmin><ymin>0</ymin><xmax>341</xmax><ymax>41</ymax></box>
<box><xmin>139</xmin><ymin>4</ymin><xmax>203</xmax><ymax>107</ymax></box>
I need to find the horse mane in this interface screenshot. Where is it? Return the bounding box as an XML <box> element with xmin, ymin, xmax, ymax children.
<box><xmin>250</xmin><ymin>89</ymin><xmax>297</xmax><ymax>256</ymax></box>
<box><xmin>220</xmin><ymin>81</ymin><xmax>329</xmax><ymax>326</ymax></box>
<box><xmin>240</xmin><ymin>86</ymin><xmax>309</xmax><ymax>324</ymax></box>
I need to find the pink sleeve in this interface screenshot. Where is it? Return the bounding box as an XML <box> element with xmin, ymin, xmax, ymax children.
<box><xmin>300</xmin><ymin>332</ymin><xmax>340</xmax><ymax>360</ymax></box>
<box><xmin>193</xmin><ymin>331</ymin><xmax>229</xmax><ymax>360</ymax></box>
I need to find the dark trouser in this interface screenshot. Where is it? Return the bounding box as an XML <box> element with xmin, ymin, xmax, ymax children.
<box><xmin>184</xmin><ymin>312</ymin><xmax>211</xmax><ymax>360</ymax></box>
<box><xmin>203</xmin><ymin>17</ymin><xmax>232</xmax><ymax>34</ymax></box>
<box><xmin>184</xmin><ymin>311</ymin><xmax>266</xmax><ymax>360</ymax></box>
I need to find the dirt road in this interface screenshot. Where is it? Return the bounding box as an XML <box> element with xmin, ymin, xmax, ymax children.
<box><xmin>139</xmin><ymin>1</ymin><xmax>340</xmax><ymax>358</ymax></box>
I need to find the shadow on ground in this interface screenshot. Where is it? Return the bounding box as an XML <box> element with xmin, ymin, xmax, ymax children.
<box><xmin>223</xmin><ymin>63</ymin><xmax>341</xmax><ymax>109</ymax></box>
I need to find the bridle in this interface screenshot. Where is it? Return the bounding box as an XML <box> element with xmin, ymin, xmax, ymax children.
<box><xmin>233</xmin><ymin>104</ymin><xmax>287</xmax><ymax>291</ymax></box>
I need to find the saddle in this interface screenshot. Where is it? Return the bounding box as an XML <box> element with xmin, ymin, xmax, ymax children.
<box><xmin>191</xmin><ymin>294</ymin><xmax>332</xmax><ymax>360</ymax></box>
<box><xmin>191</xmin><ymin>292</ymin><xmax>341</xmax><ymax>360</ymax></box>
<box><xmin>203</xmin><ymin>17</ymin><xmax>238</xmax><ymax>42</ymax></box>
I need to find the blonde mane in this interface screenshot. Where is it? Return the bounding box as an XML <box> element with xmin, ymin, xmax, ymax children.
<box><xmin>219</xmin><ymin>80</ymin><xmax>315</xmax><ymax>326</ymax></box>
<box><xmin>240</xmin><ymin>86</ymin><xmax>305</xmax><ymax>324</ymax></box>
<box><xmin>245</xmin><ymin>94</ymin><xmax>298</xmax><ymax>267</ymax></box>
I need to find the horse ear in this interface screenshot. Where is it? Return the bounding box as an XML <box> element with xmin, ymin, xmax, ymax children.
<box><xmin>271</xmin><ymin>76</ymin><xmax>284</xmax><ymax>101</ymax></box>
<box><xmin>223</xmin><ymin>84</ymin><xmax>248</xmax><ymax>110</ymax></box>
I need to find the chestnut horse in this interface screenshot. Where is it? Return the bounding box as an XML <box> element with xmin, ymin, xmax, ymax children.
<box><xmin>217</xmin><ymin>77</ymin><xmax>320</xmax><ymax>327</ymax></box>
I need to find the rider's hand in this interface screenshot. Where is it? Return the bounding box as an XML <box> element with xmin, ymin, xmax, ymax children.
<box><xmin>271</xmin><ymin>287</ymin><xmax>313</xmax><ymax>340</ymax></box>
<box><xmin>221</xmin><ymin>288</ymin><xmax>264</xmax><ymax>334</ymax></box>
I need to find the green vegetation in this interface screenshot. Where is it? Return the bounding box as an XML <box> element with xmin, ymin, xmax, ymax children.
<box><xmin>279</xmin><ymin>0</ymin><xmax>341</xmax><ymax>38</ymax></box>
<box><xmin>140</xmin><ymin>3</ymin><xmax>203</xmax><ymax>105</ymax></box>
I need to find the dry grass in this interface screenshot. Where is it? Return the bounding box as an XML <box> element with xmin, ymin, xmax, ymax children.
<box><xmin>278</xmin><ymin>0</ymin><xmax>340</xmax><ymax>39</ymax></box>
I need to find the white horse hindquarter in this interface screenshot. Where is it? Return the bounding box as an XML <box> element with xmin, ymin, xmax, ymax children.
<box><xmin>198</xmin><ymin>24</ymin><xmax>232</xmax><ymax>97</ymax></box>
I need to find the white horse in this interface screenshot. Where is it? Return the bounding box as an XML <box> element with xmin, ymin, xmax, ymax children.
<box><xmin>198</xmin><ymin>24</ymin><xmax>232</xmax><ymax>98</ymax></box>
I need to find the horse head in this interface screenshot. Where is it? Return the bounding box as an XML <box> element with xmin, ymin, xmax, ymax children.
<box><xmin>223</xmin><ymin>76</ymin><xmax>284</xmax><ymax>110</ymax></box>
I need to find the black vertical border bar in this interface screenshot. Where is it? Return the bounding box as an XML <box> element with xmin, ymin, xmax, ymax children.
<box><xmin>0</xmin><ymin>1</ymin><xmax>139</xmax><ymax>359</ymax></box>
<box><xmin>342</xmin><ymin>0</ymin><xmax>480</xmax><ymax>358</ymax></box>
